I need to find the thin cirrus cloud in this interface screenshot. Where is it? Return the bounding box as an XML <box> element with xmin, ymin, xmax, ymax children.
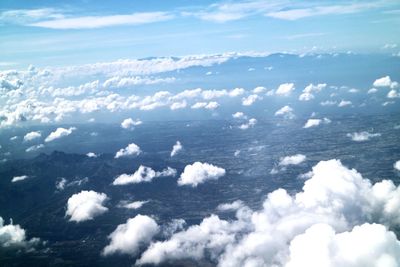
<box><xmin>28</xmin><ymin>11</ymin><xmax>174</xmax><ymax>29</ymax></box>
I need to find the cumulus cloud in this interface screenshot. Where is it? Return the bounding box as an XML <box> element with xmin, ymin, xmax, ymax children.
<box><xmin>279</xmin><ymin>154</ymin><xmax>306</xmax><ymax>166</ymax></box>
<box><xmin>11</xmin><ymin>175</ymin><xmax>29</xmax><ymax>183</ymax></box>
<box><xmin>394</xmin><ymin>160</ymin><xmax>400</xmax><ymax>171</ymax></box>
<box><xmin>239</xmin><ymin>118</ymin><xmax>257</xmax><ymax>130</ymax></box>
<box><xmin>242</xmin><ymin>94</ymin><xmax>261</xmax><ymax>106</ymax></box>
<box><xmin>121</xmin><ymin>118</ymin><xmax>142</xmax><ymax>129</ymax></box>
<box><xmin>23</xmin><ymin>131</ymin><xmax>41</xmax><ymax>141</ymax></box>
<box><xmin>65</xmin><ymin>190</ymin><xmax>108</xmax><ymax>222</ymax></box>
<box><xmin>102</xmin><ymin>215</ymin><xmax>159</xmax><ymax>256</ymax></box>
<box><xmin>387</xmin><ymin>89</ymin><xmax>400</xmax><ymax>99</ymax></box>
<box><xmin>303</xmin><ymin>117</ymin><xmax>331</xmax><ymax>128</ymax></box>
<box><xmin>373</xmin><ymin>76</ymin><xmax>398</xmax><ymax>88</ymax></box>
<box><xmin>114</xmin><ymin>143</ymin><xmax>141</xmax><ymax>158</ymax></box>
<box><xmin>299</xmin><ymin>83</ymin><xmax>326</xmax><ymax>101</ymax></box>
<box><xmin>86</xmin><ymin>152</ymin><xmax>97</xmax><ymax>158</ymax></box>
<box><xmin>0</xmin><ymin>216</ymin><xmax>41</xmax><ymax>249</ymax></box>
<box><xmin>177</xmin><ymin>162</ymin><xmax>226</xmax><ymax>187</ymax></box>
<box><xmin>338</xmin><ymin>100</ymin><xmax>352</xmax><ymax>107</ymax></box>
<box><xmin>275</xmin><ymin>105</ymin><xmax>295</xmax><ymax>119</ymax></box>
<box><xmin>217</xmin><ymin>200</ymin><xmax>245</xmax><ymax>211</ymax></box>
<box><xmin>232</xmin><ymin>112</ymin><xmax>247</xmax><ymax>119</ymax></box>
<box><xmin>44</xmin><ymin>127</ymin><xmax>76</xmax><ymax>142</ymax></box>
<box><xmin>170</xmin><ymin>141</ymin><xmax>183</xmax><ymax>157</ymax></box>
<box><xmin>113</xmin><ymin>165</ymin><xmax>176</xmax><ymax>185</ymax></box>
<box><xmin>137</xmin><ymin>159</ymin><xmax>400</xmax><ymax>266</ymax></box>
<box><xmin>347</xmin><ymin>131</ymin><xmax>381</xmax><ymax>142</ymax></box>
<box><xmin>275</xmin><ymin>83</ymin><xmax>295</xmax><ymax>96</ymax></box>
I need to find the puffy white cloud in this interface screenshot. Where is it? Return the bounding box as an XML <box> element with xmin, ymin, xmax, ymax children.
<box><xmin>86</xmin><ymin>152</ymin><xmax>97</xmax><ymax>158</ymax></box>
<box><xmin>177</xmin><ymin>162</ymin><xmax>226</xmax><ymax>187</ymax></box>
<box><xmin>347</xmin><ymin>131</ymin><xmax>381</xmax><ymax>142</ymax></box>
<box><xmin>232</xmin><ymin>112</ymin><xmax>247</xmax><ymax>119</ymax></box>
<box><xmin>287</xmin><ymin>223</ymin><xmax>400</xmax><ymax>267</ymax></box>
<box><xmin>170</xmin><ymin>141</ymin><xmax>182</xmax><ymax>157</ymax></box>
<box><xmin>23</xmin><ymin>131</ymin><xmax>41</xmax><ymax>141</ymax></box>
<box><xmin>11</xmin><ymin>175</ymin><xmax>29</xmax><ymax>183</ymax></box>
<box><xmin>102</xmin><ymin>215</ymin><xmax>159</xmax><ymax>256</ymax></box>
<box><xmin>170</xmin><ymin>101</ymin><xmax>187</xmax><ymax>110</ymax></box>
<box><xmin>121</xmin><ymin>118</ymin><xmax>142</xmax><ymax>129</ymax></box>
<box><xmin>275</xmin><ymin>83</ymin><xmax>295</xmax><ymax>96</ymax></box>
<box><xmin>217</xmin><ymin>200</ymin><xmax>245</xmax><ymax>211</ymax></box>
<box><xmin>44</xmin><ymin>127</ymin><xmax>76</xmax><ymax>142</ymax></box>
<box><xmin>279</xmin><ymin>154</ymin><xmax>306</xmax><ymax>166</ymax></box>
<box><xmin>204</xmin><ymin>101</ymin><xmax>219</xmax><ymax>110</ymax></box>
<box><xmin>239</xmin><ymin>118</ymin><xmax>257</xmax><ymax>130</ymax></box>
<box><xmin>113</xmin><ymin>165</ymin><xmax>176</xmax><ymax>185</ymax></box>
<box><xmin>253</xmin><ymin>86</ymin><xmax>266</xmax><ymax>94</ymax></box>
<box><xmin>275</xmin><ymin>105</ymin><xmax>295</xmax><ymax>119</ymax></box>
<box><xmin>0</xmin><ymin>216</ymin><xmax>41</xmax><ymax>248</ymax></box>
<box><xmin>368</xmin><ymin>88</ymin><xmax>378</xmax><ymax>94</ymax></box>
<box><xmin>242</xmin><ymin>94</ymin><xmax>261</xmax><ymax>106</ymax></box>
<box><xmin>303</xmin><ymin>117</ymin><xmax>330</xmax><ymax>128</ymax></box>
<box><xmin>387</xmin><ymin>89</ymin><xmax>400</xmax><ymax>99</ymax></box>
<box><xmin>137</xmin><ymin>159</ymin><xmax>400</xmax><ymax>266</ymax></box>
<box><xmin>299</xmin><ymin>83</ymin><xmax>326</xmax><ymax>101</ymax></box>
<box><xmin>373</xmin><ymin>76</ymin><xmax>398</xmax><ymax>88</ymax></box>
<box><xmin>320</xmin><ymin>100</ymin><xmax>337</xmax><ymax>106</ymax></box>
<box><xmin>394</xmin><ymin>160</ymin><xmax>400</xmax><ymax>171</ymax></box>
<box><xmin>338</xmin><ymin>100</ymin><xmax>352</xmax><ymax>107</ymax></box>
<box><xmin>114</xmin><ymin>143</ymin><xmax>141</xmax><ymax>158</ymax></box>
<box><xmin>66</xmin><ymin>190</ymin><xmax>108</xmax><ymax>222</ymax></box>
<box><xmin>229</xmin><ymin>88</ymin><xmax>245</xmax><ymax>97</ymax></box>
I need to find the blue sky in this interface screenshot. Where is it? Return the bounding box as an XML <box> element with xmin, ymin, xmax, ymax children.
<box><xmin>1</xmin><ymin>0</ymin><xmax>399</xmax><ymax>69</ymax></box>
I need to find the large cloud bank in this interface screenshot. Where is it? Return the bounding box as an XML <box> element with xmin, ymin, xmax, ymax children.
<box><xmin>177</xmin><ymin>162</ymin><xmax>226</xmax><ymax>187</ymax></box>
<box><xmin>135</xmin><ymin>160</ymin><xmax>400</xmax><ymax>266</ymax></box>
<box><xmin>65</xmin><ymin>190</ymin><xmax>108</xmax><ymax>222</ymax></box>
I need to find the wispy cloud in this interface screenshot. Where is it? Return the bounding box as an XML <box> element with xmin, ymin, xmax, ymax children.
<box><xmin>29</xmin><ymin>12</ymin><xmax>173</xmax><ymax>29</ymax></box>
<box><xmin>283</xmin><ymin>32</ymin><xmax>326</xmax><ymax>40</ymax></box>
<box><xmin>0</xmin><ymin>8</ymin><xmax>64</xmax><ymax>24</ymax></box>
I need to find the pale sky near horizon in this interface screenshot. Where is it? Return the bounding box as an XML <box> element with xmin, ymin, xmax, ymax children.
<box><xmin>1</xmin><ymin>0</ymin><xmax>400</xmax><ymax>69</ymax></box>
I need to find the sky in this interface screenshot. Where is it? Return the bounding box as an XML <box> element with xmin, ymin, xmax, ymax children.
<box><xmin>1</xmin><ymin>0</ymin><xmax>400</xmax><ymax>69</ymax></box>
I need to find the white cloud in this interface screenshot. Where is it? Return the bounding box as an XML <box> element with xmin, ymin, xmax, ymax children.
<box><xmin>229</xmin><ymin>88</ymin><xmax>245</xmax><ymax>97</ymax></box>
<box><xmin>320</xmin><ymin>100</ymin><xmax>337</xmax><ymax>106</ymax></box>
<box><xmin>177</xmin><ymin>162</ymin><xmax>226</xmax><ymax>187</ymax></box>
<box><xmin>373</xmin><ymin>76</ymin><xmax>398</xmax><ymax>88</ymax></box>
<box><xmin>86</xmin><ymin>152</ymin><xmax>97</xmax><ymax>158</ymax></box>
<box><xmin>303</xmin><ymin>118</ymin><xmax>330</xmax><ymax>128</ymax></box>
<box><xmin>102</xmin><ymin>215</ymin><xmax>159</xmax><ymax>256</ymax></box>
<box><xmin>114</xmin><ymin>143</ymin><xmax>141</xmax><ymax>158</ymax></box>
<box><xmin>26</xmin><ymin>144</ymin><xmax>44</xmax><ymax>152</ymax></box>
<box><xmin>275</xmin><ymin>105</ymin><xmax>295</xmax><ymax>119</ymax></box>
<box><xmin>55</xmin><ymin>177</ymin><xmax>67</xmax><ymax>191</ymax></box>
<box><xmin>275</xmin><ymin>83</ymin><xmax>295</xmax><ymax>96</ymax></box>
<box><xmin>118</xmin><ymin>200</ymin><xmax>149</xmax><ymax>210</ymax></box>
<box><xmin>44</xmin><ymin>127</ymin><xmax>76</xmax><ymax>142</ymax></box>
<box><xmin>0</xmin><ymin>216</ymin><xmax>41</xmax><ymax>248</ymax></box>
<box><xmin>65</xmin><ymin>190</ymin><xmax>108</xmax><ymax>222</ymax></box>
<box><xmin>239</xmin><ymin>118</ymin><xmax>257</xmax><ymax>130</ymax></box>
<box><xmin>137</xmin><ymin>159</ymin><xmax>400</xmax><ymax>266</ymax></box>
<box><xmin>286</xmin><ymin>223</ymin><xmax>400</xmax><ymax>267</ymax></box>
<box><xmin>242</xmin><ymin>94</ymin><xmax>261</xmax><ymax>106</ymax></box>
<box><xmin>121</xmin><ymin>118</ymin><xmax>142</xmax><ymax>129</ymax></box>
<box><xmin>338</xmin><ymin>100</ymin><xmax>352</xmax><ymax>107</ymax></box>
<box><xmin>279</xmin><ymin>154</ymin><xmax>306</xmax><ymax>166</ymax></box>
<box><xmin>387</xmin><ymin>89</ymin><xmax>400</xmax><ymax>98</ymax></box>
<box><xmin>394</xmin><ymin>160</ymin><xmax>400</xmax><ymax>171</ymax></box>
<box><xmin>29</xmin><ymin>12</ymin><xmax>173</xmax><ymax>29</ymax></box>
<box><xmin>113</xmin><ymin>165</ymin><xmax>176</xmax><ymax>185</ymax></box>
<box><xmin>253</xmin><ymin>86</ymin><xmax>266</xmax><ymax>94</ymax></box>
<box><xmin>23</xmin><ymin>131</ymin><xmax>41</xmax><ymax>141</ymax></box>
<box><xmin>299</xmin><ymin>83</ymin><xmax>326</xmax><ymax>101</ymax></box>
<box><xmin>232</xmin><ymin>112</ymin><xmax>247</xmax><ymax>119</ymax></box>
<box><xmin>368</xmin><ymin>88</ymin><xmax>378</xmax><ymax>94</ymax></box>
<box><xmin>170</xmin><ymin>141</ymin><xmax>183</xmax><ymax>157</ymax></box>
<box><xmin>11</xmin><ymin>175</ymin><xmax>29</xmax><ymax>183</ymax></box>
<box><xmin>347</xmin><ymin>131</ymin><xmax>381</xmax><ymax>142</ymax></box>
<box><xmin>205</xmin><ymin>101</ymin><xmax>219</xmax><ymax>110</ymax></box>
<box><xmin>266</xmin><ymin>3</ymin><xmax>380</xmax><ymax>20</ymax></box>
<box><xmin>217</xmin><ymin>200</ymin><xmax>245</xmax><ymax>211</ymax></box>
<box><xmin>170</xmin><ymin>101</ymin><xmax>187</xmax><ymax>110</ymax></box>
